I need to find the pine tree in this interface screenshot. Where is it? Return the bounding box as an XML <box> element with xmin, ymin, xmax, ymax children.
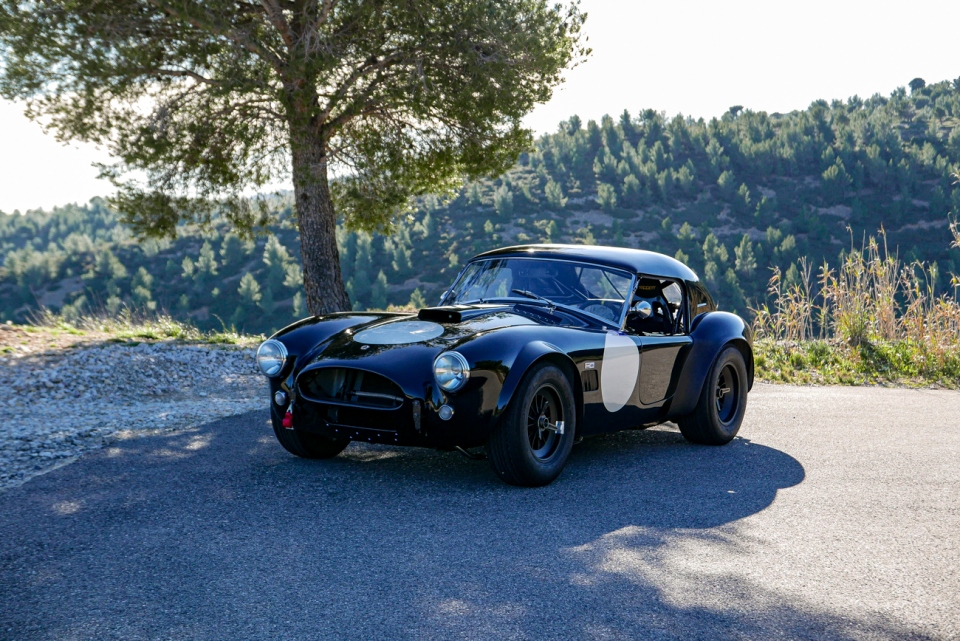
<box><xmin>409</xmin><ymin>288</ymin><xmax>427</xmax><ymax>309</ymax></box>
<box><xmin>194</xmin><ymin>240</ymin><xmax>219</xmax><ymax>287</ymax></box>
<box><xmin>238</xmin><ymin>272</ymin><xmax>262</xmax><ymax>305</ymax></box>
<box><xmin>735</xmin><ymin>235</ymin><xmax>757</xmax><ymax>276</ymax></box>
<box><xmin>284</xmin><ymin>263</ymin><xmax>303</xmax><ymax>289</ymax></box>
<box><xmin>596</xmin><ymin>183</ymin><xmax>617</xmax><ymax>211</ymax></box>
<box><xmin>621</xmin><ymin>175</ymin><xmax>641</xmax><ymax>206</ymax></box>
<box><xmin>494</xmin><ymin>184</ymin><xmax>514</xmax><ymax>216</ymax></box>
<box><xmin>292</xmin><ymin>292</ymin><xmax>306</xmax><ymax>318</ymax></box>
<box><xmin>467</xmin><ymin>182</ymin><xmax>483</xmax><ymax>206</ymax></box>
<box><xmin>262</xmin><ymin>235</ymin><xmax>291</xmax><ymax>290</ymax></box>
<box><xmin>370</xmin><ymin>270</ymin><xmax>389</xmax><ymax>310</ymax></box>
<box><xmin>545</xmin><ymin>179</ymin><xmax>567</xmax><ymax>209</ymax></box>
<box><xmin>702</xmin><ymin>233</ymin><xmax>729</xmax><ymax>265</ymax></box>
<box><xmin>132</xmin><ymin>266</ymin><xmax>154</xmax><ymax>308</ymax></box>
<box><xmin>219</xmin><ymin>233</ymin><xmax>245</xmax><ymax>267</ymax></box>
<box><xmin>717</xmin><ymin>170</ymin><xmax>737</xmax><ymax>199</ymax></box>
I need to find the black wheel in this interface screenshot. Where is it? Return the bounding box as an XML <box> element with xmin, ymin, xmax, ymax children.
<box><xmin>486</xmin><ymin>363</ymin><xmax>576</xmax><ymax>487</ymax></box>
<box><xmin>272</xmin><ymin>415</ymin><xmax>350</xmax><ymax>459</ymax></box>
<box><xmin>678</xmin><ymin>346</ymin><xmax>748</xmax><ymax>445</ymax></box>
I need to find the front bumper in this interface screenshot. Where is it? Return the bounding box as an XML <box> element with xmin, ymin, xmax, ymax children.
<box><xmin>268</xmin><ymin>373</ymin><xmax>495</xmax><ymax>450</ymax></box>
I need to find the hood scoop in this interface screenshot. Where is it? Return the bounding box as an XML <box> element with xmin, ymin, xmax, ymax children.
<box><xmin>418</xmin><ymin>305</ymin><xmax>509</xmax><ymax>324</ymax></box>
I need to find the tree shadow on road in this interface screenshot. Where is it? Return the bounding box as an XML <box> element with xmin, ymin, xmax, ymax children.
<box><xmin>0</xmin><ymin>411</ymin><xmax>937</xmax><ymax>640</ymax></box>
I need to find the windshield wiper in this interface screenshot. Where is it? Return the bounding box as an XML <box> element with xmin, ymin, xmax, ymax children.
<box><xmin>512</xmin><ymin>289</ymin><xmax>552</xmax><ymax>305</ymax></box>
<box><xmin>511</xmin><ymin>289</ymin><xmax>617</xmax><ymax>325</ymax></box>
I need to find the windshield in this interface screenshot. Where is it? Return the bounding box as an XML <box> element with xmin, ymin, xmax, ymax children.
<box><xmin>444</xmin><ymin>258</ymin><xmax>633</xmax><ymax>324</ymax></box>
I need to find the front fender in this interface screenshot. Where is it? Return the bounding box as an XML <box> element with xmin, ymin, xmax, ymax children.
<box><xmin>668</xmin><ymin>311</ymin><xmax>753</xmax><ymax>418</ymax></box>
<box><xmin>492</xmin><ymin>341</ymin><xmax>569</xmax><ymax>415</ymax></box>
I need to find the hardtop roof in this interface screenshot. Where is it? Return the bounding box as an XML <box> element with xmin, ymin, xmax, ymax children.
<box><xmin>471</xmin><ymin>244</ymin><xmax>700</xmax><ymax>282</ymax></box>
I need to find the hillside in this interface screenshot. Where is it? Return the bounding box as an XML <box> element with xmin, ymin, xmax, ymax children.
<box><xmin>2</xmin><ymin>78</ymin><xmax>960</xmax><ymax>335</ymax></box>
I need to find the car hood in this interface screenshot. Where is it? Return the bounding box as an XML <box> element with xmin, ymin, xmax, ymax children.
<box><xmin>300</xmin><ymin>304</ymin><xmax>541</xmax><ymax>367</ymax></box>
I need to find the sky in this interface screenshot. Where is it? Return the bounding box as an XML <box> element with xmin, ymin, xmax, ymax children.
<box><xmin>1</xmin><ymin>0</ymin><xmax>958</xmax><ymax>213</ymax></box>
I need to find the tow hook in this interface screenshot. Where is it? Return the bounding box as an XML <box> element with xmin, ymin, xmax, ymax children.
<box><xmin>282</xmin><ymin>401</ymin><xmax>294</xmax><ymax>429</ymax></box>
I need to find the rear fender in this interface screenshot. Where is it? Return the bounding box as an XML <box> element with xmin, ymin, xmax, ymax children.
<box><xmin>668</xmin><ymin>311</ymin><xmax>753</xmax><ymax>417</ymax></box>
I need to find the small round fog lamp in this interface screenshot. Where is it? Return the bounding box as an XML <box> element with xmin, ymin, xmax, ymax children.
<box><xmin>274</xmin><ymin>390</ymin><xmax>289</xmax><ymax>406</ymax></box>
<box><xmin>438</xmin><ymin>405</ymin><xmax>455</xmax><ymax>421</ymax></box>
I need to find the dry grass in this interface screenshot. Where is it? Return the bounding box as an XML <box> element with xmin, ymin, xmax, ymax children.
<box><xmin>22</xmin><ymin>308</ymin><xmax>258</xmax><ymax>348</ymax></box>
<box><xmin>752</xmin><ymin>218</ymin><xmax>960</xmax><ymax>388</ymax></box>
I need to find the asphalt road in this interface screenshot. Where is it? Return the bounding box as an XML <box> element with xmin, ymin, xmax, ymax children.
<box><xmin>1</xmin><ymin>383</ymin><xmax>958</xmax><ymax>640</ymax></box>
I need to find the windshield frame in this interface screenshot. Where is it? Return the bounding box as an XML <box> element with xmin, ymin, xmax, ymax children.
<box><xmin>441</xmin><ymin>257</ymin><xmax>637</xmax><ymax>329</ymax></box>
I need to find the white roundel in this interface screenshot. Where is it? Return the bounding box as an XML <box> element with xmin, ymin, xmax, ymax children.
<box><xmin>600</xmin><ymin>331</ymin><xmax>640</xmax><ymax>412</ymax></box>
<box><xmin>354</xmin><ymin>320</ymin><xmax>445</xmax><ymax>345</ymax></box>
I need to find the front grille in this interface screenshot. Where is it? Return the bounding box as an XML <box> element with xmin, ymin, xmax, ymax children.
<box><xmin>298</xmin><ymin>367</ymin><xmax>405</xmax><ymax>409</ymax></box>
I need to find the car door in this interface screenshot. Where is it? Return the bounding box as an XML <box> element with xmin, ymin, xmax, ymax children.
<box><xmin>637</xmin><ymin>334</ymin><xmax>692</xmax><ymax>405</ymax></box>
<box><xmin>629</xmin><ymin>278</ymin><xmax>692</xmax><ymax>407</ymax></box>
<box><xmin>578</xmin><ymin>328</ymin><xmax>648</xmax><ymax>435</ymax></box>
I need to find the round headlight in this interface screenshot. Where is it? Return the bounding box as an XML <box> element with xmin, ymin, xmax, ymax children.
<box><xmin>434</xmin><ymin>351</ymin><xmax>470</xmax><ymax>392</ymax></box>
<box><xmin>256</xmin><ymin>339</ymin><xmax>288</xmax><ymax>377</ymax></box>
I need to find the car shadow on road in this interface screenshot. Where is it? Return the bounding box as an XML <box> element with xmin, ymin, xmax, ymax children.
<box><xmin>0</xmin><ymin>411</ymin><xmax>936</xmax><ymax>641</ymax></box>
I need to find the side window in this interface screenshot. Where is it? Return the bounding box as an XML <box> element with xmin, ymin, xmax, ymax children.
<box><xmin>662</xmin><ymin>281</ymin><xmax>686</xmax><ymax>334</ymax></box>
<box><xmin>625</xmin><ymin>276</ymin><xmax>686</xmax><ymax>335</ymax></box>
<box><xmin>688</xmin><ymin>281</ymin><xmax>715</xmax><ymax>321</ymax></box>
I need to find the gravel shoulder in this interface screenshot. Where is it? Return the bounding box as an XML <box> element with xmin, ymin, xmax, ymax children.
<box><xmin>0</xmin><ymin>330</ymin><xmax>264</xmax><ymax>491</ymax></box>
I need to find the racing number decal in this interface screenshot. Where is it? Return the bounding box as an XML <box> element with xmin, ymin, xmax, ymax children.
<box><xmin>600</xmin><ymin>331</ymin><xmax>639</xmax><ymax>412</ymax></box>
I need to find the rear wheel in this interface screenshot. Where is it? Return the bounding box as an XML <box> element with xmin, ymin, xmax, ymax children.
<box><xmin>678</xmin><ymin>346</ymin><xmax>748</xmax><ymax>445</ymax></box>
<box><xmin>272</xmin><ymin>415</ymin><xmax>350</xmax><ymax>459</ymax></box>
<box><xmin>486</xmin><ymin>363</ymin><xmax>576</xmax><ymax>487</ymax></box>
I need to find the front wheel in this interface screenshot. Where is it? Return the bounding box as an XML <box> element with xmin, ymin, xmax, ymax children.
<box><xmin>678</xmin><ymin>346</ymin><xmax>748</xmax><ymax>445</ymax></box>
<box><xmin>486</xmin><ymin>363</ymin><xmax>576</xmax><ymax>487</ymax></box>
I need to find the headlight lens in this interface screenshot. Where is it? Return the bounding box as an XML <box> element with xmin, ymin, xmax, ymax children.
<box><xmin>434</xmin><ymin>351</ymin><xmax>470</xmax><ymax>392</ymax></box>
<box><xmin>256</xmin><ymin>339</ymin><xmax>288</xmax><ymax>377</ymax></box>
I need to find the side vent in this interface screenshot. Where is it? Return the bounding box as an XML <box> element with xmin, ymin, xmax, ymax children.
<box><xmin>582</xmin><ymin>369</ymin><xmax>600</xmax><ymax>392</ymax></box>
<box><xmin>418</xmin><ymin>307</ymin><xmax>463</xmax><ymax>323</ymax></box>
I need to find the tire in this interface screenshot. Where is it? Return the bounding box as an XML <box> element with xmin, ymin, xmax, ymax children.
<box><xmin>486</xmin><ymin>363</ymin><xmax>577</xmax><ymax>487</ymax></box>
<box><xmin>272</xmin><ymin>417</ymin><xmax>350</xmax><ymax>459</ymax></box>
<box><xmin>678</xmin><ymin>345</ymin><xmax>748</xmax><ymax>445</ymax></box>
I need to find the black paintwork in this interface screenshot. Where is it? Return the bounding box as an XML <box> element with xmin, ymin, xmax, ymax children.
<box><xmin>265</xmin><ymin>245</ymin><xmax>752</xmax><ymax>450</ymax></box>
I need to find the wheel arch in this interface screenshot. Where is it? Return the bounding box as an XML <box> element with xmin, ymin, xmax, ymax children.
<box><xmin>668</xmin><ymin>311</ymin><xmax>753</xmax><ymax>418</ymax></box>
<box><xmin>728</xmin><ymin>337</ymin><xmax>754</xmax><ymax>391</ymax></box>
<box><xmin>495</xmin><ymin>342</ymin><xmax>583</xmax><ymax>430</ymax></box>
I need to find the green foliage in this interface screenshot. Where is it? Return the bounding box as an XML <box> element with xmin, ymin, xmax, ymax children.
<box><xmin>0</xmin><ymin>0</ymin><xmax>587</xmax><ymax>237</ymax></box>
<box><xmin>0</xmin><ymin>0</ymin><xmax>588</xmax><ymax>316</ymax></box>
<box><xmin>409</xmin><ymin>288</ymin><xmax>427</xmax><ymax>309</ymax></box>
<box><xmin>292</xmin><ymin>292</ymin><xmax>306</xmax><ymax>318</ymax></box>
<box><xmin>735</xmin><ymin>235</ymin><xmax>757</xmax><ymax>276</ymax></box>
<box><xmin>755</xmin><ymin>339</ymin><xmax>960</xmax><ymax>388</ymax></box>
<box><xmin>238</xmin><ymin>272</ymin><xmax>262</xmax><ymax>305</ymax></box>
<box><xmin>4</xmin><ymin>76</ymin><xmax>960</xmax><ymax>331</ymax></box>
<box><xmin>370</xmin><ymin>270</ymin><xmax>389</xmax><ymax>310</ymax></box>
<box><xmin>493</xmin><ymin>185</ymin><xmax>515</xmax><ymax>217</ymax></box>
<box><xmin>596</xmin><ymin>183</ymin><xmax>617</xmax><ymax>211</ymax></box>
<box><xmin>544</xmin><ymin>179</ymin><xmax>568</xmax><ymax>209</ymax></box>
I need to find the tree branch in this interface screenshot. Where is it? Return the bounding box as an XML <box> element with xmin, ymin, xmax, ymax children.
<box><xmin>146</xmin><ymin>0</ymin><xmax>287</xmax><ymax>74</ymax></box>
<box><xmin>143</xmin><ymin>67</ymin><xmax>221</xmax><ymax>87</ymax></box>
<box><xmin>259</xmin><ymin>0</ymin><xmax>296</xmax><ymax>50</ymax></box>
<box><xmin>318</xmin><ymin>50</ymin><xmax>410</xmax><ymax>130</ymax></box>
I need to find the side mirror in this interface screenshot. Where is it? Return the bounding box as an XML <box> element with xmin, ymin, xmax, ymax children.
<box><xmin>631</xmin><ymin>300</ymin><xmax>653</xmax><ymax>318</ymax></box>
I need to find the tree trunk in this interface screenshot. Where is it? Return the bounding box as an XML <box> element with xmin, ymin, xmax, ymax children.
<box><xmin>289</xmin><ymin>126</ymin><xmax>352</xmax><ymax>315</ymax></box>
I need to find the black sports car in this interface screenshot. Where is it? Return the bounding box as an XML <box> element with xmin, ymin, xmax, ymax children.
<box><xmin>256</xmin><ymin>244</ymin><xmax>753</xmax><ymax>486</ymax></box>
